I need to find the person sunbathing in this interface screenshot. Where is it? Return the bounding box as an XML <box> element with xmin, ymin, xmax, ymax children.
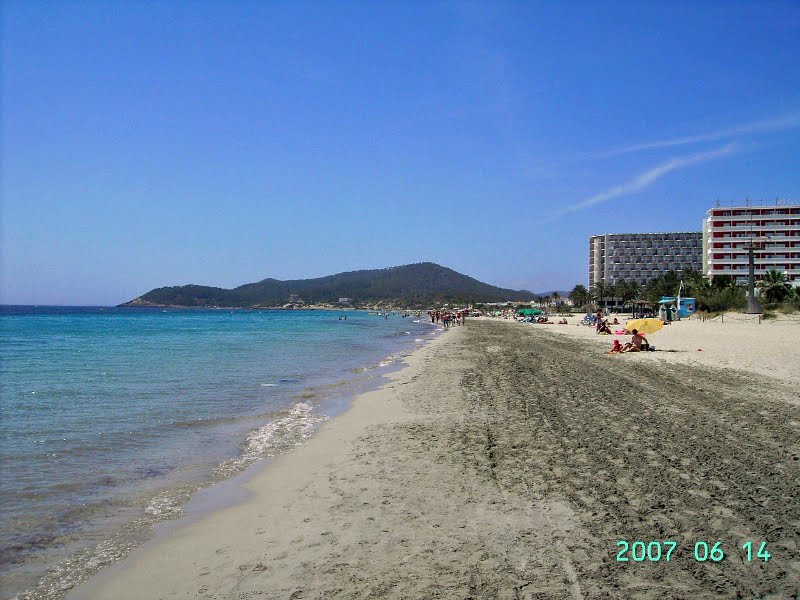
<box><xmin>621</xmin><ymin>328</ymin><xmax>648</xmax><ymax>352</ymax></box>
<box><xmin>558</xmin><ymin>318</ymin><xmax>568</xmax><ymax>324</ymax></box>
<box><xmin>597</xmin><ymin>320</ymin><xmax>612</xmax><ymax>334</ymax></box>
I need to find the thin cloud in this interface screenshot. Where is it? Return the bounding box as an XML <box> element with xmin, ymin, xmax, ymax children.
<box><xmin>592</xmin><ymin>112</ymin><xmax>800</xmax><ymax>159</ymax></box>
<box><xmin>528</xmin><ymin>111</ymin><xmax>800</xmax><ymax>177</ymax></box>
<box><xmin>543</xmin><ymin>143</ymin><xmax>739</xmax><ymax>223</ymax></box>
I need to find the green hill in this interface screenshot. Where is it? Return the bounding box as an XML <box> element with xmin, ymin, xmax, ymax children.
<box><xmin>120</xmin><ymin>262</ymin><xmax>536</xmax><ymax>308</ymax></box>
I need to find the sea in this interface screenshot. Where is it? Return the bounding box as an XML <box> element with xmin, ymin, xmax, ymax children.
<box><xmin>0</xmin><ymin>306</ymin><xmax>439</xmax><ymax>599</ymax></box>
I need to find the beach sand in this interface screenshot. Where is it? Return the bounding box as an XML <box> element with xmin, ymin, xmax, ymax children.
<box><xmin>517</xmin><ymin>311</ymin><xmax>800</xmax><ymax>387</ymax></box>
<box><xmin>73</xmin><ymin>319</ymin><xmax>800</xmax><ymax>599</ymax></box>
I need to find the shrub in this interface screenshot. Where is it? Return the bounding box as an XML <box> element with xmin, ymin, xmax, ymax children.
<box><xmin>696</xmin><ymin>286</ymin><xmax>746</xmax><ymax>312</ymax></box>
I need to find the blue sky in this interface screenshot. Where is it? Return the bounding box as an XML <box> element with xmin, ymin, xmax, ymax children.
<box><xmin>3</xmin><ymin>1</ymin><xmax>799</xmax><ymax>305</ymax></box>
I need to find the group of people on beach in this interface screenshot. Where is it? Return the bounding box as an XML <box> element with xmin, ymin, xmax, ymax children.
<box><xmin>429</xmin><ymin>310</ymin><xmax>466</xmax><ymax>328</ymax></box>
<box><xmin>607</xmin><ymin>328</ymin><xmax>649</xmax><ymax>353</ymax></box>
<box><xmin>593</xmin><ymin>309</ymin><xmax>651</xmax><ymax>354</ymax></box>
<box><xmin>594</xmin><ymin>310</ymin><xmax>620</xmax><ymax>335</ymax></box>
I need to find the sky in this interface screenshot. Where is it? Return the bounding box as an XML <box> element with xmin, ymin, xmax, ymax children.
<box><xmin>3</xmin><ymin>1</ymin><xmax>800</xmax><ymax>305</ymax></box>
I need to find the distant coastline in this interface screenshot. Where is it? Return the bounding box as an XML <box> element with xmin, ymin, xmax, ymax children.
<box><xmin>118</xmin><ymin>301</ymin><xmax>375</xmax><ymax>311</ymax></box>
<box><xmin>120</xmin><ymin>262</ymin><xmax>539</xmax><ymax>310</ymax></box>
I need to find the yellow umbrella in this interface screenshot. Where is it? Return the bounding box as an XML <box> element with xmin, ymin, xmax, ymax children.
<box><xmin>625</xmin><ymin>318</ymin><xmax>664</xmax><ymax>335</ymax></box>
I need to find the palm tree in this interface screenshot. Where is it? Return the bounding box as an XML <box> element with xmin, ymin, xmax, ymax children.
<box><xmin>592</xmin><ymin>282</ymin><xmax>607</xmax><ymax>309</ymax></box>
<box><xmin>757</xmin><ymin>269</ymin><xmax>791</xmax><ymax>303</ymax></box>
<box><xmin>615</xmin><ymin>280</ymin><xmax>640</xmax><ymax>310</ymax></box>
<box><xmin>682</xmin><ymin>267</ymin><xmax>710</xmax><ymax>297</ymax></box>
<box><xmin>569</xmin><ymin>284</ymin><xmax>590</xmax><ymax>309</ymax></box>
<box><xmin>687</xmin><ymin>276</ymin><xmax>712</xmax><ymax>298</ymax></box>
<box><xmin>711</xmin><ymin>274</ymin><xmax>738</xmax><ymax>290</ymax></box>
<box><xmin>606</xmin><ymin>284</ymin><xmax>617</xmax><ymax>311</ymax></box>
<box><xmin>682</xmin><ymin>267</ymin><xmax>704</xmax><ymax>284</ymax></box>
<box><xmin>551</xmin><ymin>291</ymin><xmax>561</xmax><ymax>307</ymax></box>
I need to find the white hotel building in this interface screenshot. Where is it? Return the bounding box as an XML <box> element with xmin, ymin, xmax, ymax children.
<box><xmin>702</xmin><ymin>204</ymin><xmax>800</xmax><ymax>286</ymax></box>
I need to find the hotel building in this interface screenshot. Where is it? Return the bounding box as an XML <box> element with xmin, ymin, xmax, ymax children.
<box><xmin>702</xmin><ymin>203</ymin><xmax>800</xmax><ymax>286</ymax></box>
<box><xmin>588</xmin><ymin>232</ymin><xmax>703</xmax><ymax>290</ymax></box>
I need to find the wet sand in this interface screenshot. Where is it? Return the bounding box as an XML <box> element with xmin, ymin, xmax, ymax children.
<box><xmin>74</xmin><ymin>319</ymin><xmax>800</xmax><ymax>599</ymax></box>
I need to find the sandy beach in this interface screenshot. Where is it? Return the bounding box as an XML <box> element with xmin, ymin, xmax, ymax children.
<box><xmin>72</xmin><ymin>318</ymin><xmax>800</xmax><ymax>599</ymax></box>
<box><xmin>511</xmin><ymin>311</ymin><xmax>800</xmax><ymax>387</ymax></box>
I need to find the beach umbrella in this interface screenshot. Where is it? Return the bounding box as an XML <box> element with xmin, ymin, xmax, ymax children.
<box><xmin>625</xmin><ymin>318</ymin><xmax>664</xmax><ymax>335</ymax></box>
<box><xmin>518</xmin><ymin>308</ymin><xmax>543</xmax><ymax>315</ymax></box>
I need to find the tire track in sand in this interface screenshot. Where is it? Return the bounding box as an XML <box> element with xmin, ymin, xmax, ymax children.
<box><xmin>457</xmin><ymin>320</ymin><xmax>799</xmax><ymax>599</ymax></box>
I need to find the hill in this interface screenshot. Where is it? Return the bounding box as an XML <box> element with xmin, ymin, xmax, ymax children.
<box><xmin>120</xmin><ymin>263</ymin><xmax>537</xmax><ymax>309</ymax></box>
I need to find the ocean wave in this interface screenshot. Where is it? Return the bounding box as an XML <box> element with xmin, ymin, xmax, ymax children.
<box><xmin>214</xmin><ymin>402</ymin><xmax>327</xmax><ymax>479</ymax></box>
<box><xmin>382</xmin><ymin>330</ymin><xmax>413</xmax><ymax>338</ymax></box>
<box><xmin>144</xmin><ymin>492</ymin><xmax>184</xmax><ymax>519</ymax></box>
<box><xmin>11</xmin><ymin>403</ymin><xmax>329</xmax><ymax>600</ymax></box>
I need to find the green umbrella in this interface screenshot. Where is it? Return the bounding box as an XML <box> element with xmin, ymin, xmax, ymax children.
<box><xmin>518</xmin><ymin>308</ymin><xmax>543</xmax><ymax>315</ymax></box>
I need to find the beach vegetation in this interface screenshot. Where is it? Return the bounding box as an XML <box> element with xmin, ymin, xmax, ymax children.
<box><xmin>757</xmin><ymin>270</ymin><xmax>792</xmax><ymax>303</ymax></box>
<box><xmin>762</xmin><ymin>300</ymin><xmax>800</xmax><ymax>314</ymax></box>
<box><xmin>591</xmin><ymin>282</ymin><xmax>609</xmax><ymax>308</ymax></box>
<box><xmin>569</xmin><ymin>284</ymin><xmax>591</xmax><ymax>309</ymax></box>
<box><xmin>614</xmin><ymin>280</ymin><xmax>641</xmax><ymax>310</ymax></box>
<box><xmin>710</xmin><ymin>274</ymin><xmax>739</xmax><ymax>290</ymax></box>
<box><xmin>695</xmin><ymin>286</ymin><xmax>746</xmax><ymax>312</ymax></box>
<box><xmin>643</xmin><ymin>270</ymin><xmax>681</xmax><ymax>304</ymax></box>
<box><xmin>635</xmin><ymin>267</ymin><xmax>747</xmax><ymax>313</ymax></box>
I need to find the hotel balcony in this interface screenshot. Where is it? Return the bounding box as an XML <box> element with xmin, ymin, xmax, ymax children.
<box><xmin>714</xmin><ymin>234</ymin><xmax>797</xmax><ymax>242</ymax></box>
<box><xmin>708</xmin><ymin>269</ymin><xmax>800</xmax><ymax>279</ymax></box>
<box><xmin>710</xmin><ymin>224</ymin><xmax>799</xmax><ymax>232</ymax></box>
<box><xmin>710</xmin><ymin>257</ymin><xmax>795</xmax><ymax>265</ymax></box>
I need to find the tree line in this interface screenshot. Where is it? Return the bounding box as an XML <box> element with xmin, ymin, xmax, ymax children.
<box><xmin>567</xmin><ymin>268</ymin><xmax>799</xmax><ymax>313</ymax></box>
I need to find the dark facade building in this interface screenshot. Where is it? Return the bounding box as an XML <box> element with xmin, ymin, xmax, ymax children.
<box><xmin>588</xmin><ymin>232</ymin><xmax>703</xmax><ymax>290</ymax></box>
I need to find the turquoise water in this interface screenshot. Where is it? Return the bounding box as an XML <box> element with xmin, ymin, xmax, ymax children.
<box><xmin>0</xmin><ymin>307</ymin><xmax>436</xmax><ymax>598</ymax></box>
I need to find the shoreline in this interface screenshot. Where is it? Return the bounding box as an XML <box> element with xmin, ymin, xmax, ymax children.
<box><xmin>4</xmin><ymin>311</ymin><xmax>440</xmax><ymax>600</ymax></box>
<box><xmin>69</xmin><ymin>324</ymin><xmax>454</xmax><ymax>599</ymax></box>
<box><xmin>116</xmin><ymin>304</ymin><xmax>430</xmax><ymax>311</ymax></box>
